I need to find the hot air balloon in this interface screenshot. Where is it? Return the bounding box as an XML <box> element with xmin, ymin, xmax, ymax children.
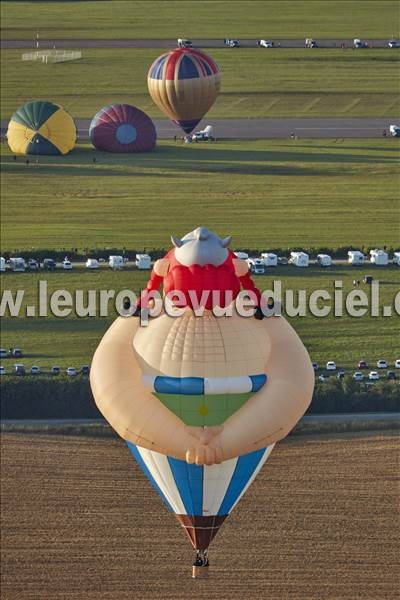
<box><xmin>147</xmin><ymin>48</ymin><xmax>221</xmax><ymax>134</ymax></box>
<box><xmin>7</xmin><ymin>101</ymin><xmax>76</xmax><ymax>155</ymax></box>
<box><xmin>90</xmin><ymin>227</ymin><xmax>314</xmax><ymax>576</ymax></box>
<box><xmin>89</xmin><ymin>104</ymin><xmax>156</xmax><ymax>152</ymax></box>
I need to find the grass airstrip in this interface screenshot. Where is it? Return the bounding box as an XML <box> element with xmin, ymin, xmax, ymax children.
<box><xmin>1</xmin><ymin>0</ymin><xmax>398</xmax><ymax>40</ymax></box>
<box><xmin>1</xmin><ymin>48</ymin><xmax>399</xmax><ymax>119</ymax></box>
<box><xmin>1</xmin><ymin>139</ymin><xmax>399</xmax><ymax>251</ymax></box>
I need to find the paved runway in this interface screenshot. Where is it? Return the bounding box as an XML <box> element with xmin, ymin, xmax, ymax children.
<box><xmin>1</xmin><ymin>117</ymin><xmax>398</xmax><ymax>139</ymax></box>
<box><xmin>1</xmin><ymin>38</ymin><xmax>394</xmax><ymax>49</ymax></box>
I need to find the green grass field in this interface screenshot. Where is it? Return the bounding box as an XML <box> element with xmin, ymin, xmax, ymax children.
<box><xmin>1</xmin><ymin>265</ymin><xmax>398</xmax><ymax>370</ymax></box>
<box><xmin>1</xmin><ymin>139</ymin><xmax>399</xmax><ymax>252</ymax></box>
<box><xmin>1</xmin><ymin>1</ymin><xmax>399</xmax><ymax>40</ymax></box>
<box><xmin>2</xmin><ymin>48</ymin><xmax>399</xmax><ymax>119</ymax></box>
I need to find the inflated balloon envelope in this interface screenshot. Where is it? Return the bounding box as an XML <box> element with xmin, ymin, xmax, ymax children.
<box><xmin>90</xmin><ymin>227</ymin><xmax>314</xmax><ymax>574</ymax></box>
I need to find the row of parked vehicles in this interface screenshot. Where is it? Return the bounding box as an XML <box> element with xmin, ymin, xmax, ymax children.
<box><xmin>0</xmin><ymin>364</ymin><xmax>90</xmax><ymax>376</ymax></box>
<box><xmin>3</xmin><ymin>249</ymin><xmax>399</xmax><ymax>274</ymax></box>
<box><xmin>177</xmin><ymin>38</ymin><xmax>400</xmax><ymax>49</ymax></box>
<box><xmin>0</xmin><ymin>254</ymin><xmax>152</xmax><ymax>272</ymax></box>
<box><xmin>314</xmin><ymin>359</ymin><xmax>400</xmax><ymax>383</ymax></box>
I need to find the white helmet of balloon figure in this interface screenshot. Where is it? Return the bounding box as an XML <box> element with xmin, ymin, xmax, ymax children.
<box><xmin>171</xmin><ymin>226</ymin><xmax>232</xmax><ymax>267</ymax></box>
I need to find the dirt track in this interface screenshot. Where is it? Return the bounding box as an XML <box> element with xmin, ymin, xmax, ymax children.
<box><xmin>1</xmin><ymin>432</ymin><xmax>399</xmax><ymax>599</ymax></box>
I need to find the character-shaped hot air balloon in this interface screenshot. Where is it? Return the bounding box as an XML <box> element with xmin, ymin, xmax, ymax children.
<box><xmin>89</xmin><ymin>104</ymin><xmax>156</xmax><ymax>153</ymax></box>
<box><xmin>7</xmin><ymin>101</ymin><xmax>76</xmax><ymax>155</ymax></box>
<box><xmin>147</xmin><ymin>48</ymin><xmax>221</xmax><ymax>134</ymax></box>
<box><xmin>90</xmin><ymin>227</ymin><xmax>314</xmax><ymax>576</ymax></box>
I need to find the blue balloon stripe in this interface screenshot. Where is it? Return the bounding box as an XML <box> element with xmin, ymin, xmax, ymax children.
<box><xmin>167</xmin><ymin>456</ymin><xmax>203</xmax><ymax>515</ymax></box>
<box><xmin>250</xmin><ymin>374</ymin><xmax>267</xmax><ymax>392</ymax></box>
<box><xmin>154</xmin><ymin>376</ymin><xmax>204</xmax><ymax>395</ymax></box>
<box><xmin>126</xmin><ymin>442</ymin><xmax>174</xmax><ymax>512</ymax></box>
<box><xmin>149</xmin><ymin>374</ymin><xmax>267</xmax><ymax>395</ymax></box>
<box><xmin>218</xmin><ymin>448</ymin><xmax>266</xmax><ymax>516</ymax></box>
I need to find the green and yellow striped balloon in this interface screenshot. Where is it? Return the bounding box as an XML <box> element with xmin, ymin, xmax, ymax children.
<box><xmin>7</xmin><ymin>101</ymin><xmax>76</xmax><ymax>155</ymax></box>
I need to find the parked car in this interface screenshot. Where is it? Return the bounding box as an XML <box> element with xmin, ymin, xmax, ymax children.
<box><xmin>10</xmin><ymin>348</ymin><xmax>23</xmax><ymax>358</ymax></box>
<box><xmin>81</xmin><ymin>365</ymin><xmax>90</xmax><ymax>376</ymax></box>
<box><xmin>388</xmin><ymin>39</ymin><xmax>400</xmax><ymax>48</ymax></box>
<box><xmin>318</xmin><ymin>374</ymin><xmax>330</xmax><ymax>382</ymax></box>
<box><xmin>277</xmin><ymin>256</ymin><xmax>289</xmax><ymax>265</ymax></box>
<box><xmin>353</xmin><ymin>372</ymin><xmax>364</xmax><ymax>381</ymax></box>
<box><xmin>28</xmin><ymin>259</ymin><xmax>39</xmax><ymax>271</ymax></box>
<box><xmin>368</xmin><ymin>371</ymin><xmax>380</xmax><ymax>381</ymax></box>
<box><xmin>336</xmin><ymin>370</ymin><xmax>345</xmax><ymax>379</ymax></box>
<box><xmin>394</xmin><ymin>359</ymin><xmax>400</xmax><ymax>369</ymax></box>
<box><xmin>66</xmin><ymin>367</ymin><xmax>77</xmax><ymax>377</ymax></box>
<box><xmin>354</xmin><ymin>38</ymin><xmax>369</xmax><ymax>48</ymax></box>
<box><xmin>13</xmin><ymin>363</ymin><xmax>25</xmax><ymax>376</ymax></box>
<box><xmin>0</xmin><ymin>366</ymin><xmax>6</xmax><ymax>376</ymax></box>
<box><xmin>390</xmin><ymin>125</ymin><xmax>400</xmax><ymax>137</ymax></box>
<box><xmin>357</xmin><ymin>360</ymin><xmax>368</xmax><ymax>369</ymax></box>
<box><xmin>376</xmin><ymin>359</ymin><xmax>388</xmax><ymax>369</ymax></box>
<box><xmin>177</xmin><ymin>38</ymin><xmax>192</xmax><ymax>48</ymax></box>
<box><xmin>224</xmin><ymin>38</ymin><xmax>239</xmax><ymax>47</ymax></box>
<box><xmin>43</xmin><ymin>258</ymin><xmax>56</xmax><ymax>270</ymax></box>
<box><xmin>326</xmin><ymin>361</ymin><xmax>337</xmax><ymax>371</ymax></box>
<box><xmin>258</xmin><ymin>39</ymin><xmax>274</xmax><ymax>48</ymax></box>
<box><xmin>86</xmin><ymin>258</ymin><xmax>99</xmax><ymax>269</ymax></box>
<box><xmin>312</xmin><ymin>362</ymin><xmax>319</xmax><ymax>371</ymax></box>
<box><xmin>387</xmin><ymin>371</ymin><xmax>396</xmax><ymax>380</ymax></box>
<box><xmin>51</xmin><ymin>365</ymin><xmax>61</xmax><ymax>375</ymax></box>
<box><xmin>62</xmin><ymin>260</ymin><xmax>72</xmax><ymax>270</ymax></box>
<box><xmin>305</xmin><ymin>38</ymin><xmax>318</xmax><ymax>48</ymax></box>
<box><xmin>0</xmin><ymin>349</ymin><xmax>8</xmax><ymax>358</ymax></box>
<box><xmin>30</xmin><ymin>365</ymin><xmax>41</xmax><ymax>375</ymax></box>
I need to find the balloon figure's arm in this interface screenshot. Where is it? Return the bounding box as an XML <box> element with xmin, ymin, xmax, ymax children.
<box><xmin>233</xmin><ymin>258</ymin><xmax>262</xmax><ymax>306</ymax></box>
<box><xmin>215</xmin><ymin>315</ymin><xmax>314</xmax><ymax>461</ymax></box>
<box><xmin>136</xmin><ymin>259</ymin><xmax>169</xmax><ymax>308</ymax></box>
<box><xmin>90</xmin><ymin>317</ymin><xmax>222</xmax><ymax>465</ymax></box>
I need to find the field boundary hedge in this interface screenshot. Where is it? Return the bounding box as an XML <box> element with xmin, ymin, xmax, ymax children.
<box><xmin>1</xmin><ymin>377</ymin><xmax>399</xmax><ymax>420</ymax></box>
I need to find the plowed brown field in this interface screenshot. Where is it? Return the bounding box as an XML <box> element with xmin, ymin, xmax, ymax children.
<box><xmin>1</xmin><ymin>431</ymin><xmax>398</xmax><ymax>600</ymax></box>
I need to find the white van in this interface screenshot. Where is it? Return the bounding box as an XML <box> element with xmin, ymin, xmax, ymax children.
<box><xmin>86</xmin><ymin>258</ymin><xmax>99</xmax><ymax>269</ymax></box>
<box><xmin>247</xmin><ymin>258</ymin><xmax>265</xmax><ymax>274</ymax></box>
<box><xmin>317</xmin><ymin>254</ymin><xmax>332</xmax><ymax>267</ymax></box>
<box><xmin>393</xmin><ymin>252</ymin><xmax>400</xmax><ymax>266</ymax></box>
<box><xmin>9</xmin><ymin>257</ymin><xmax>26</xmax><ymax>272</ymax></box>
<box><xmin>135</xmin><ymin>254</ymin><xmax>151</xmax><ymax>270</ymax></box>
<box><xmin>0</xmin><ymin>257</ymin><xmax>5</xmax><ymax>272</ymax></box>
<box><xmin>261</xmin><ymin>253</ymin><xmax>278</xmax><ymax>267</ymax></box>
<box><xmin>109</xmin><ymin>255</ymin><xmax>124</xmax><ymax>270</ymax></box>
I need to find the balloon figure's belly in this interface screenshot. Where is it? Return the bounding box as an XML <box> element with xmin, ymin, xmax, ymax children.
<box><xmin>128</xmin><ymin>373</ymin><xmax>273</xmax><ymax>550</ymax></box>
<box><xmin>143</xmin><ymin>373</ymin><xmax>267</xmax><ymax>426</ymax></box>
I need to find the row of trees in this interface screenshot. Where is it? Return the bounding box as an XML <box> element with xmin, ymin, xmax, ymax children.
<box><xmin>1</xmin><ymin>377</ymin><xmax>399</xmax><ymax>419</ymax></box>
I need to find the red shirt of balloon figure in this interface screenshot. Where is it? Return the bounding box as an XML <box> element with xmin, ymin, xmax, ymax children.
<box><xmin>138</xmin><ymin>227</ymin><xmax>262</xmax><ymax>312</ymax></box>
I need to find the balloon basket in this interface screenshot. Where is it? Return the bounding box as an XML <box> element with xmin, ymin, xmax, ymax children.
<box><xmin>192</xmin><ymin>565</ymin><xmax>209</xmax><ymax>579</ymax></box>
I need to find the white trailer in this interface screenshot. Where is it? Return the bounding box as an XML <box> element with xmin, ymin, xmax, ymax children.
<box><xmin>261</xmin><ymin>252</ymin><xmax>278</xmax><ymax>267</ymax></box>
<box><xmin>348</xmin><ymin>250</ymin><xmax>365</xmax><ymax>265</ymax></box>
<box><xmin>135</xmin><ymin>254</ymin><xmax>152</xmax><ymax>270</ymax></box>
<box><xmin>370</xmin><ymin>249</ymin><xmax>388</xmax><ymax>266</ymax></box>
<box><xmin>393</xmin><ymin>252</ymin><xmax>400</xmax><ymax>266</ymax></box>
<box><xmin>317</xmin><ymin>253</ymin><xmax>332</xmax><ymax>267</ymax></box>
<box><xmin>9</xmin><ymin>257</ymin><xmax>26</xmax><ymax>272</ymax></box>
<box><xmin>289</xmin><ymin>251</ymin><xmax>309</xmax><ymax>267</ymax></box>
<box><xmin>234</xmin><ymin>251</ymin><xmax>249</xmax><ymax>260</ymax></box>
<box><xmin>109</xmin><ymin>255</ymin><xmax>124</xmax><ymax>270</ymax></box>
<box><xmin>0</xmin><ymin>257</ymin><xmax>5</xmax><ymax>272</ymax></box>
